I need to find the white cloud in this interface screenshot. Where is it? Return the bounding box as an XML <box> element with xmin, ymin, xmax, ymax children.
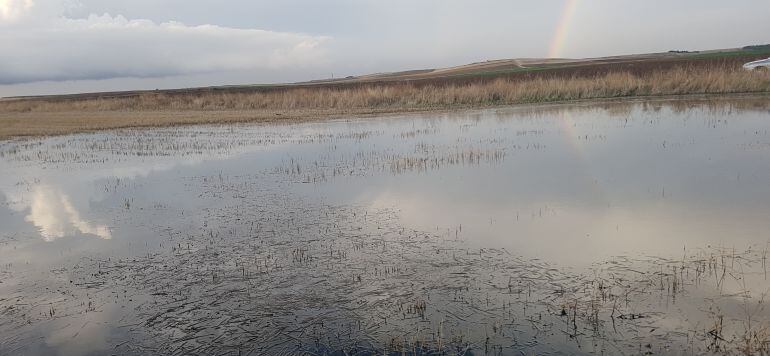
<box><xmin>0</xmin><ymin>0</ymin><xmax>32</xmax><ymax>22</ymax></box>
<box><xmin>0</xmin><ymin>0</ymin><xmax>330</xmax><ymax>84</ymax></box>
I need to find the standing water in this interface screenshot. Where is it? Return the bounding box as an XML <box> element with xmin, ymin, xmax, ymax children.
<box><xmin>1</xmin><ymin>97</ymin><xmax>770</xmax><ymax>355</ymax></box>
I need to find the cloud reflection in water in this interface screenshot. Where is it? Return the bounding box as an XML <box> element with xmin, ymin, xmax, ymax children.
<box><xmin>25</xmin><ymin>185</ymin><xmax>111</xmax><ymax>241</ymax></box>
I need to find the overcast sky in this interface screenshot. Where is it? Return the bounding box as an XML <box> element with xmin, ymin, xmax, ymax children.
<box><xmin>1</xmin><ymin>0</ymin><xmax>769</xmax><ymax>96</ymax></box>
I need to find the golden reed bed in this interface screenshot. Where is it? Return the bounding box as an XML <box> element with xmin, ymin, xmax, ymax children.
<box><xmin>1</xmin><ymin>65</ymin><xmax>769</xmax><ymax>139</ymax></box>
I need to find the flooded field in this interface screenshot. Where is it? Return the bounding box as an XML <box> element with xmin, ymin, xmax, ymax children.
<box><xmin>1</xmin><ymin>97</ymin><xmax>770</xmax><ymax>355</ymax></box>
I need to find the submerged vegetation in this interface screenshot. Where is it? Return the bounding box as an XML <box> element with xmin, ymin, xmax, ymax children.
<box><xmin>7</xmin><ymin>192</ymin><xmax>769</xmax><ymax>354</ymax></box>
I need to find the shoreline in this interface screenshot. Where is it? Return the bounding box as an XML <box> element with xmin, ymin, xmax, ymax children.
<box><xmin>2</xmin><ymin>91</ymin><xmax>770</xmax><ymax>141</ymax></box>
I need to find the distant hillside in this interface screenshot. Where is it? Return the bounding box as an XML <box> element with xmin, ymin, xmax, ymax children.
<box><xmin>743</xmin><ymin>44</ymin><xmax>770</xmax><ymax>52</ymax></box>
<box><xmin>4</xmin><ymin>45</ymin><xmax>770</xmax><ymax>101</ymax></box>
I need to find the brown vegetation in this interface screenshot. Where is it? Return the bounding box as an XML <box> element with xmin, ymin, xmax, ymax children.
<box><xmin>1</xmin><ymin>63</ymin><xmax>769</xmax><ymax>139</ymax></box>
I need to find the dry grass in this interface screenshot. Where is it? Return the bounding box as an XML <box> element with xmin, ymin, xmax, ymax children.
<box><xmin>1</xmin><ymin>64</ymin><xmax>769</xmax><ymax>139</ymax></box>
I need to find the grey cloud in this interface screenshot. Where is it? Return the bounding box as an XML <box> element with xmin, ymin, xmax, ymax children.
<box><xmin>0</xmin><ymin>4</ymin><xmax>330</xmax><ymax>84</ymax></box>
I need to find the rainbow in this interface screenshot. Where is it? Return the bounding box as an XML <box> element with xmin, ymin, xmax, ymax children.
<box><xmin>547</xmin><ymin>1</ymin><xmax>607</xmax><ymax>201</ymax></box>
<box><xmin>548</xmin><ymin>0</ymin><xmax>579</xmax><ymax>58</ymax></box>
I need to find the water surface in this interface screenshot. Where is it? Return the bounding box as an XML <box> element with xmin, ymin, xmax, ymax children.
<box><xmin>1</xmin><ymin>97</ymin><xmax>770</xmax><ymax>355</ymax></box>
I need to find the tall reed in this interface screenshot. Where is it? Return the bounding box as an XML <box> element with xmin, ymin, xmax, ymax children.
<box><xmin>2</xmin><ymin>65</ymin><xmax>768</xmax><ymax>114</ymax></box>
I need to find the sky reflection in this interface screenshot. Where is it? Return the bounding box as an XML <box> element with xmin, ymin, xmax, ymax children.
<box><xmin>25</xmin><ymin>185</ymin><xmax>111</xmax><ymax>241</ymax></box>
<box><xmin>1</xmin><ymin>97</ymin><xmax>769</xmax><ymax>258</ymax></box>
